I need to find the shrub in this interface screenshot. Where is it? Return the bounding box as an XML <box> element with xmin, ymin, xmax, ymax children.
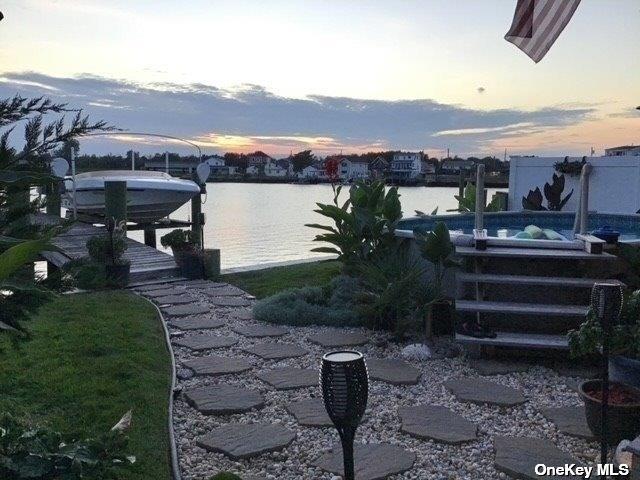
<box><xmin>160</xmin><ymin>229</ymin><xmax>197</xmax><ymax>252</ymax></box>
<box><xmin>63</xmin><ymin>258</ymin><xmax>108</xmax><ymax>290</ymax></box>
<box><xmin>0</xmin><ymin>411</ymin><xmax>135</xmax><ymax>480</ymax></box>
<box><xmin>354</xmin><ymin>244</ymin><xmax>429</xmax><ymax>337</ymax></box>
<box><xmin>210</xmin><ymin>474</ymin><xmax>243</xmax><ymax>480</ymax></box>
<box><xmin>86</xmin><ymin>218</ymin><xmax>128</xmax><ymax>266</ymax></box>
<box><xmin>569</xmin><ymin>289</ymin><xmax>640</xmax><ymax>360</ymax></box>
<box><xmin>253</xmin><ymin>275</ymin><xmax>362</xmax><ymax>327</ymax></box>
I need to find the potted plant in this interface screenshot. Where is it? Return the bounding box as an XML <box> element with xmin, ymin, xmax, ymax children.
<box><xmin>415</xmin><ymin>222</ymin><xmax>459</xmax><ymax>339</ymax></box>
<box><xmin>569</xmin><ymin>290</ymin><xmax>640</xmax><ymax>443</ymax></box>
<box><xmin>86</xmin><ymin>218</ymin><xmax>130</xmax><ymax>287</ymax></box>
<box><xmin>569</xmin><ymin>289</ymin><xmax>640</xmax><ymax>389</ymax></box>
<box><xmin>160</xmin><ymin>229</ymin><xmax>204</xmax><ymax>279</ymax></box>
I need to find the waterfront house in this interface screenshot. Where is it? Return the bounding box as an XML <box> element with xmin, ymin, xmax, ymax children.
<box><xmin>338</xmin><ymin>157</ymin><xmax>369</xmax><ymax>181</ymax></box>
<box><xmin>605</xmin><ymin>145</ymin><xmax>640</xmax><ymax>156</ymax></box>
<box><xmin>144</xmin><ymin>156</ymin><xmax>201</xmax><ymax>176</ymax></box>
<box><xmin>390</xmin><ymin>152</ymin><xmax>423</xmax><ymax>179</ymax></box>
<box><xmin>422</xmin><ymin>158</ymin><xmax>438</xmax><ymax>174</ymax></box>
<box><xmin>264</xmin><ymin>159</ymin><xmax>289</xmax><ymax>177</ymax></box>
<box><xmin>440</xmin><ymin>157</ymin><xmax>475</xmax><ymax>174</ymax></box>
<box><xmin>299</xmin><ymin>162</ymin><xmax>326</xmax><ymax>179</ymax></box>
<box><xmin>245</xmin><ymin>164</ymin><xmax>260</xmax><ymax>176</ymax></box>
<box><xmin>246</xmin><ymin>151</ymin><xmax>273</xmax><ymax>167</ymax></box>
<box><xmin>370</xmin><ymin>156</ymin><xmax>389</xmax><ymax>179</ymax></box>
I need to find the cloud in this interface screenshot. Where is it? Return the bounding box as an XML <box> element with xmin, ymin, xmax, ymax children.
<box><xmin>0</xmin><ymin>72</ymin><xmax>595</xmax><ymax>156</ymax></box>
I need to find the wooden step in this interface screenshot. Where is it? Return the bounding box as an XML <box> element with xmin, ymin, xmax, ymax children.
<box><xmin>455</xmin><ymin>246</ymin><xmax>616</xmax><ymax>260</ymax></box>
<box><xmin>455</xmin><ymin>331</ymin><xmax>569</xmax><ymax>350</ymax></box>
<box><xmin>456</xmin><ymin>300</ymin><xmax>588</xmax><ymax>317</ymax></box>
<box><xmin>457</xmin><ymin>272</ymin><xmax>617</xmax><ymax>288</ymax></box>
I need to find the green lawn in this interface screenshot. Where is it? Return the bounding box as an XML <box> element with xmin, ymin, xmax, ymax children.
<box><xmin>0</xmin><ymin>291</ymin><xmax>171</xmax><ymax>480</ymax></box>
<box><xmin>222</xmin><ymin>260</ymin><xmax>341</xmax><ymax>298</ymax></box>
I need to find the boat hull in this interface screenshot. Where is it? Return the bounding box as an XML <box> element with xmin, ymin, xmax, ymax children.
<box><xmin>62</xmin><ymin>171</ymin><xmax>200</xmax><ymax>224</ymax></box>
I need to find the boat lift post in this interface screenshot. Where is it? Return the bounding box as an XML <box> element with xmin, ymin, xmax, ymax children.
<box><xmin>70</xmin><ymin>148</ymin><xmax>77</xmax><ymax>220</ymax></box>
<box><xmin>165</xmin><ymin>151</ymin><xmax>169</xmax><ymax>174</ymax></box>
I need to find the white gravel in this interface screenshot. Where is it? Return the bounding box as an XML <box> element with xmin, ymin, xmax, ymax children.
<box><xmin>141</xmin><ymin>280</ymin><xmax>599</xmax><ymax>480</ymax></box>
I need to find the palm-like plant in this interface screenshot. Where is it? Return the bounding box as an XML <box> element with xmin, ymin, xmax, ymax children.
<box><xmin>306</xmin><ymin>180</ymin><xmax>402</xmax><ymax>269</ymax></box>
<box><xmin>0</xmin><ymin>95</ymin><xmax>112</xmax><ymax>334</ymax></box>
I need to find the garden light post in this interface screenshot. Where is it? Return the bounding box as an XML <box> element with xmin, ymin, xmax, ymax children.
<box><xmin>591</xmin><ymin>282</ymin><xmax>623</xmax><ymax>479</ymax></box>
<box><xmin>320</xmin><ymin>351</ymin><xmax>368</xmax><ymax>480</ymax></box>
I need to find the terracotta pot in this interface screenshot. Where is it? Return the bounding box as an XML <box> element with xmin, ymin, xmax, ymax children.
<box><xmin>578</xmin><ymin>380</ymin><xmax>640</xmax><ymax>444</ymax></box>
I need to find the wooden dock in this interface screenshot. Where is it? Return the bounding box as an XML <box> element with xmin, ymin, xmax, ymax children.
<box><xmin>37</xmin><ymin>215</ymin><xmax>180</xmax><ymax>284</ymax></box>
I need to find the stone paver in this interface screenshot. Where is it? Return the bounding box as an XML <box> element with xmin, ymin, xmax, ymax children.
<box><xmin>312</xmin><ymin>443</ymin><xmax>416</xmax><ymax>480</ymax></box>
<box><xmin>183</xmin><ymin>355</ymin><xmax>252</xmax><ymax>376</ymax></box>
<box><xmin>232</xmin><ymin>309</ymin><xmax>254</xmax><ymax>321</ymax></box>
<box><xmin>144</xmin><ymin>288</ymin><xmax>185</xmax><ymax>298</ymax></box>
<box><xmin>494</xmin><ymin>436</ymin><xmax>583</xmax><ymax>480</ymax></box>
<box><xmin>540</xmin><ymin>406</ymin><xmax>595</xmax><ymax>440</ymax></box>
<box><xmin>172</xmin><ymin>334</ymin><xmax>237</xmax><ymax>351</ymax></box>
<box><xmin>286</xmin><ymin>398</ymin><xmax>333</xmax><ymax>427</ymax></box>
<box><xmin>163</xmin><ymin>304</ymin><xmax>210</xmax><ymax>317</ymax></box>
<box><xmin>209</xmin><ymin>297</ymin><xmax>252</xmax><ymax>307</ymax></box>
<box><xmin>183</xmin><ymin>385</ymin><xmax>264</xmax><ymax>415</ymax></box>
<box><xmin>233</xmin><ymin>324</ymin><xmax>288</xmax><ymax>338</ymax></box>
<box><xmin>444</xmin><ymin>377</ymin><xmax>526</xmax><ymax>407</ymax></box>
<box><xmin>154</xmin><ymin>295</ymin><xmax>193</xmax><ymax>305</ymax></box>
<box><xmin>169</xmin><ymin>316</ymin><xmax>225</xmax><ymax>330</ymax></box>
<box><xmin>552</xmin><ymin>362</ymin><xmax>600</xmax><ymax>379</ymax></box>
<box><xmin>197</xmin><ymin>424</ymin><xmax>295</xmax><ymax>460</ymax></box>
<box><xmin>367</xmin><ymin>358</ymin><xmax>421</xmax><ymax>385</ymax></box>
<box><xmin>399</xmin><ymin>405</ymin><xmax>477</xmax><ymax>444</ymax></box>
<box><xmin>243</xmin><ymin>342</ymin><xmax>308</xmax><ymax>360</ymax></box>
<box><xmin>256</xmin><ymin>368</ymin><xmax>318</xmax><ymax>390</ymax></box>
<box><xmin>204</xmin><ymin>285</ymin><xmax>246</xmax><ymax>297</ymax></box>
<box><xmin>307</xmin><ymin>331</ymin><xmax>368</xmax><ymax>348</ymax></box>
<box><xmin>469</xmin><ymin>359</ymin><xmax>530</xmax><ymax>376</ymax></box>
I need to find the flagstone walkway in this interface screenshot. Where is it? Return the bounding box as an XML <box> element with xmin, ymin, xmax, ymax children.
<box><xmin>135</xmin><ymin>279</ymin><xmax>600</xmax><ymax>480</ymax></box>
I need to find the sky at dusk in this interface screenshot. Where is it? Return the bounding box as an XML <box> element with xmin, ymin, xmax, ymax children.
<box><xmin>0</xmin><ymin>0</ymin><xmax>638</xmax><ymax>158</ymax></box>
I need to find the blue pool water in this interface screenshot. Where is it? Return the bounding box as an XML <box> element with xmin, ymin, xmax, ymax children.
<box><xmin>398</xmin><ymin>211</ymin><xmax>640</xmax><ymax>241</ymax></box>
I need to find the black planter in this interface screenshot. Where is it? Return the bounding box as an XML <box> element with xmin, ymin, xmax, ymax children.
<box><xmin>105</xmin><ymin>262</ymin><xmax>130</xmax><ymax>287</ymax></box>
<box><xmin>578</xmin><ymin>380</ymin><xmax>640</xmax><ymax>445</ymax></box>
<box><xmin>610</xmin><ymin>355</ymin><xmax>640</xmax><ymax>390</ymax></box>
<box><xmin>175</xmin><ymin>250</ymin><xmax>204</xmax><ymax>279</ymax></box>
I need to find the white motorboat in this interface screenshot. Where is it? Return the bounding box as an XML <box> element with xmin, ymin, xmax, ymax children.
<box><xmin>63</xmin><ymin>170</ymin><xmax>200</xmax><ymax>223</ymax></box>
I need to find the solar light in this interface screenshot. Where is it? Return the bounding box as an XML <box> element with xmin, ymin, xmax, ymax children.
<box><xmin>590</xmin><ymin>281</ymin><xmax>623</xmax><ymax>476</ymax></box>
<box><xmin>320</xmin><ymin>351</ymin><xmax>368</xmax><ymax>480</ymax></box>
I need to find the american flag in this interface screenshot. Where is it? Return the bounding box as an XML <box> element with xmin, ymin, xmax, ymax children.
<box><xmin>505</xmin><ymin>0</ymin><xmax>581</xmax><ymax>63</ymax></box>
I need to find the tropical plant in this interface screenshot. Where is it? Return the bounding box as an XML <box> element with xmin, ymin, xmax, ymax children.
<box><xmin>0</xmin><ymin>410</ymin><xmax>135</xmax><ymax>479</ymax></box>
<box><xmin>0</xmin><ymin>95</ymin><xmax>111</xmax><ymax>334</ymax></box>
<box><xmin>554</xmin><ymin>156</ymin><xmax>587</xmax><ymax>176</ymax></box>
<box><xmin>415</xmin><ymin>222</ymin><xmax>460</xmax><ymax>338</ymax></box>
<box><xmin>568</xmin><ymin>289</ymin><xmax>640</xmax><ymax>360</ymax></box>
<box><xmin>522</xmin><ymin>173</ymin><xmax>574</xmax><ymax>211</ymax></box>
<box><xmin>306</xmin><ymin>180</ymin><xmax>402</xmax><ymax>269</ymax></box>
<box><xmin>448</xmin><ymin>182</ymin><xmax>502</xmax><ymax>213</ymax></box>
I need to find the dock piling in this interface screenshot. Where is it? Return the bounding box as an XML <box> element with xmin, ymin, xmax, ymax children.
<box><xmin>104</xmin><ymin>181</ymin><xmax>127</xmax><ymax>228</ymax></box>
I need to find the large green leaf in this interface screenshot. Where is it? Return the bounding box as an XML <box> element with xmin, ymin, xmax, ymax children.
<box><xmin>0</xmin><ymin>237</ymin><xmax>53</xmax><ymax>281</ymax></box>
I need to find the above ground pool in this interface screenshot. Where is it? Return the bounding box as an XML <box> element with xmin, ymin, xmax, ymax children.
<box><xmin>397</xmin><ymin>211</ymin><xmax>640</xmax><ymax>242</ymax></box>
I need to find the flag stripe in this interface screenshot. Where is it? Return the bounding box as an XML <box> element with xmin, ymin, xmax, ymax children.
<box><xmin>506</xmin><ymin>0</ymin><xmax>535</xmax><ymax>38</ymax></box>
<box><xmin>504</xmin><ymin>0</ymin><xmax>581</xmax><ymax>63</ymax></box>
<box><xmin>530</xmin><ymin>0</ymin><xmax>581</xmax><ymax>61</ymax></box>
